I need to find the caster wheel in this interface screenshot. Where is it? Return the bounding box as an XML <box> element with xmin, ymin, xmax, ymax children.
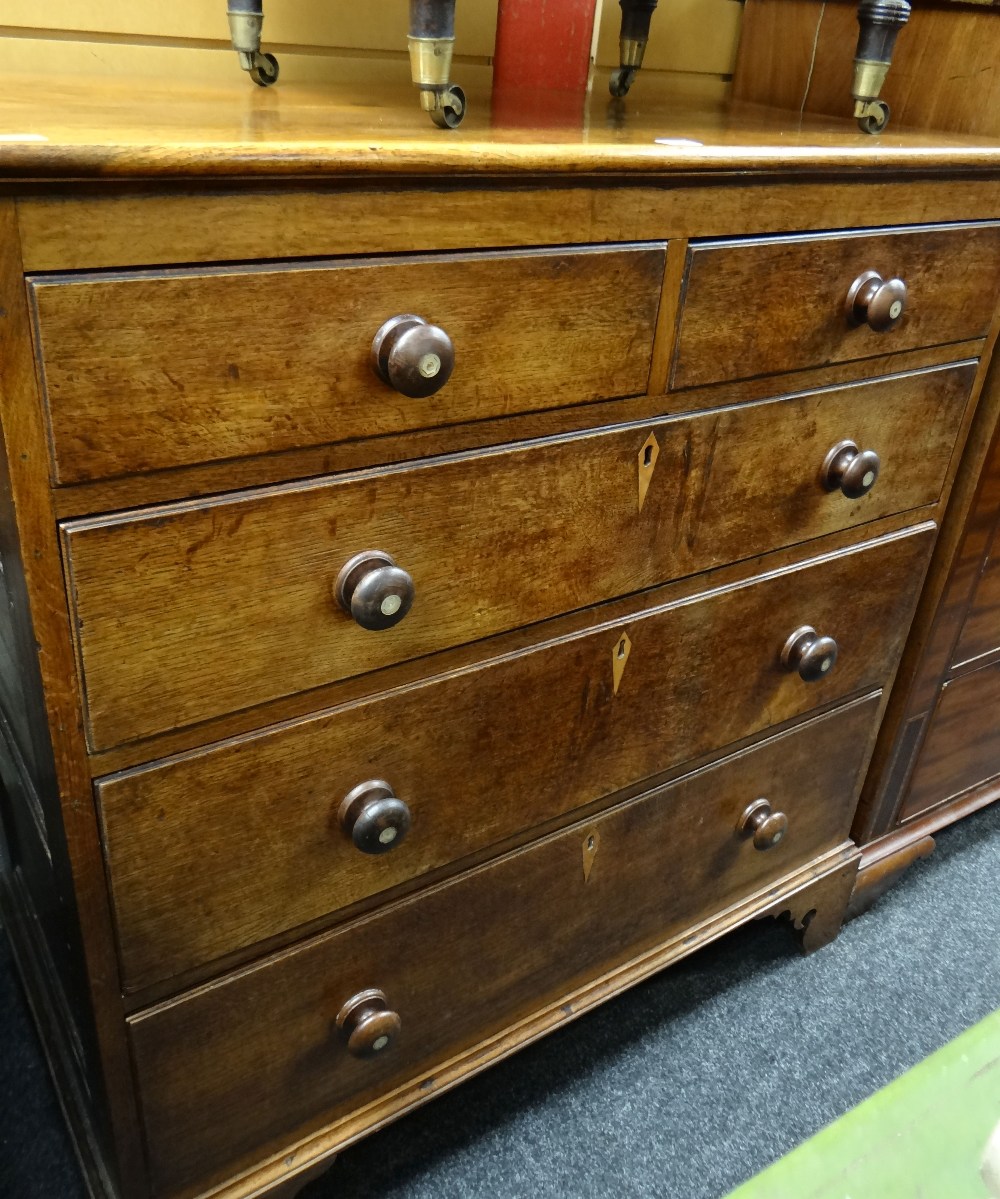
<box><xmin>857</xmin><ymin>99</ymin><xmax>889</xmax><ymax>134</ymax></box>
<box><xmin>609</xmin><ymin>67</ymin><xmax>637</xmax><ymax>98</ymax></box>
<box><xmin>250</xmin><ymin>52</ymin><xmax>279</xmax><ymax>87</ymax></box>
<box><xmin>430</xmin><ymin>85</ymin><xmax>467</xmax><ymax>129</ymax></box>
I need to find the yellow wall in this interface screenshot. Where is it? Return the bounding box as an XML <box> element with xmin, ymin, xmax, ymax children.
<box><xmin>0</xmin><ymin>1</ymin><xmax>742</xmax><ymax>84</ymax></box>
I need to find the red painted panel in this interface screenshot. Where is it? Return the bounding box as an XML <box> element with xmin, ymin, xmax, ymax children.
<box><xmin>492</xmin><ymin>0</ymin><xmax>599</xmax><ymax>92</ymax></box>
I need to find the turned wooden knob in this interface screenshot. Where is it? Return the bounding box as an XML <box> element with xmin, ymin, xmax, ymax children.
<box><xmin>339</xmin><ymin>780</ymin><xmax>412</xmax><ymax>854</ymax></box>
<box><xmin>371</xmin><ymin>314</ymin><xmax>455</xmax><ymax>398</ymax></box>
<box><xmin>336</xmin><ymin>989</ymin><xmax>401</xmax><ymax>1059</ymax></box>
<box><xmin>821</xmin><ymin>439</ymin><xmax>881</xmax><ymax>498</ymax></box>
<box><xmin>738</xmin><ymin>798</ymin><xmax>789</xmax><ymax>851</ymax></box>
<box><xmin>781</xmin><ymin>625</ymin><xmax>839</xmax><ymax>682</ymax></box>
<box><xmin>846</xmin><ymin>270</ymin><xmax>907</xmax><ymax>332</ymax></box>
<box><xmin>334</xmin><ymin>550</ymin><xmax>414</xmax><ymax>631</ymax></box>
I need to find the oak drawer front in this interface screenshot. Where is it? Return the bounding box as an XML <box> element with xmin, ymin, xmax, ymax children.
<box><xmin>64</xmin><ymin>364</ymin><xmax>970</xmax><ymax>752</ymax></box>
<box><xmin>129</xmin><ymin>694</ymin><xmax>878</xmax><ymax>1195</ymax></box>
<box><xmin>29</xmin><ymin>245</ymin><xmax>665</xmax><ymax>484</ymax></box>
<box><xmin>100</xmin><ymin>526</ymin><xmax>933</xmax><ymax>992</ymax></box>
<box><xmin>671</xmin><ymin>223</ymin><xmax>1000</xmax><ymax>390</ymax></box>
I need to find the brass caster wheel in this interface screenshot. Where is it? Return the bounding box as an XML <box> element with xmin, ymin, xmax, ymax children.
<box><xmin>249</xmin><ymin>52</ymin><xmax>279</xmax><ymax>87</ymax></box>
<box><xmin>857</xmin><ymin>99</ymin><xmax>889</xmax><ymax>134</ymax></box>
<box><xmin>609</xmin><ymin>67</ymin><xmax>638</xmax><ymax>98</ymax></box>
<box><xmin>429</xmin><ymin>85</ymin><xmax>467</xmax><ymax>129</ymax></box>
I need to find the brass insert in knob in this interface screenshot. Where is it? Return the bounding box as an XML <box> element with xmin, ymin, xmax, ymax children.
<box><xmin>371</xmin><ymin>314</ymin><xmax>455</xmax><ymax>398</ymax></box>
<box><xmin>334</xmin><ymin>550</ymin><xmax>414</xmax><ymax>631</ymax></box>
<box><xmin>339</xmin><ymin>780</ymin><xmax>412</xmax><ymax>855</ymax></box>
<box><xmin>781</xmin><ymin>625</ymin><xmax>839</xmax><ymax>682</ymax></box>
<box><xmin>336</xmin><ymin>989</ymin><xmax>401</xmax><ymax>1059</ymax></box>
<box><xmin>738</xmin><ymin>798</ymin><xmax>789</xmax><ymax>851</ymax></box>
<box><xmin>821</xmin><ymin>439</ymin><xmax>881</xmax><ymax>499</ymax></box>
<box><xmin>846</xmin><ymin>270</ymin><xmax>907</xmax><ymax>332</ymax></box>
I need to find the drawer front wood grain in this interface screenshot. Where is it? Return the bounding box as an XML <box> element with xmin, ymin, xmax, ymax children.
<box><xmin>63</xmin><ymin>363</ymin><xmax>972</xmax><ymax>751</ymax></box>
<box><xmin>30</xmin><ymin>245</ymin><xmax>665</xmax><ymax>483</ymax></box>
<box><xmin>952</xmin><ymin>527</ymin><xmax>1000</xmax><ymax>668</ymax></box>
<box><xmin>129</xmin><ymin>694</ymin><xmax>879</xmax><ymax>1196</ymax></box>
<box><xmin>671</xmin><ymin>222</ymin><xmax>1000</xmax><ymax>389</ymax></box>
<box><xmin>100</xmin><ymin>527</ymin><xmax>934</xmax><ymax>992</ymax></box>
<box><xmin>900</xmin><ymin>659</ymin><xmax>1000</xmax><ymax>822</ymax></box>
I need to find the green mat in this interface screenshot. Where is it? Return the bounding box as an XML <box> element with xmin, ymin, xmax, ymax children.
<box><xmin>724</xmin><ymin>1008</ymin><xmax>1000</xmax><ymax>1199</ymax></box>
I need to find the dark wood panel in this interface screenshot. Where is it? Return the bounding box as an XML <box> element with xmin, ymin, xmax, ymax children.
<box><xmin>900</xmin><ymin>658</ymin><xmax>1000</xmax><ymax>822</ymax></box>
<box><xmin>853</xmin><ymin>332</ymin><xmax>1000</xmax><ymax>842</ymax></box>
<box><xmin>99</xmin><ymin>525</ymin><xmax>934</xmax><ymax>991</ymax></box>
<box><xmin>953</xmin><ymin>518</ymin><xmax>1000</xmax><ymax>666</ymax></box>
<box><xmin>672</xmin><ymin>224</ymin><xmax>1000</xmax><ymax>389</ymax></box>
<box><xmin>63</xmin><ymin>364</ymin><xmax>973</xmax><ymax>751</ymax></box>
<box><xmin>129</xmin><ymin>695</ymin><xmax>879</xmax><ymax>1197</ymax></box>
<box><xmin>30</xmin><ymin>245</ymin><xmax>664</xmax><ymax>483</ymax></box>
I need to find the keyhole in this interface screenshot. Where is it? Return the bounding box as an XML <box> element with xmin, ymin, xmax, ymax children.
<box><xmin>618</xmin><ymin>638</ymin><xmax>627</xmax><ymax>658</ymax></box>
<box><xmin>643</xmin><ymin>444</ymin><xmax>653</xmax><ymax>467</ymax></box>
<box><xmin>587</xmin><ymin>835</ymin><xmax>595</xmax><ymax>851</ymax></box>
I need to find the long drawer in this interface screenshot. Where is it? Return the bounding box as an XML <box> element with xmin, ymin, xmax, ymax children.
<box><xmin>128</xmin><ymin>693</ymin><xmax>879</xmax><ymax>1196</ymax></box>
<box><xmin>30</xmin><ymin>245</ymin><xmax>665</xmax><ymax>483</ymax></box>
<box><xmin>671</xmin><ymin>222</ymin><xmax>1000</xmax><ymax>389</ymax></box>
<box><xmin>63</xmin><ymin>363</ymin><xmax>972</xmax><ymax>751</ymax></box>
<box><xmin>100</xmin><ymin>525</ymin><xmax>934</xmax><ymax>991</ymax></box>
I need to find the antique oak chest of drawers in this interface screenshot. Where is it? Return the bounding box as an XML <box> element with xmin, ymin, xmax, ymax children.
<box><xmin>1</xmin><ymin>68</ymin><xmax>999</xmax><ymax>1199</ymax></box>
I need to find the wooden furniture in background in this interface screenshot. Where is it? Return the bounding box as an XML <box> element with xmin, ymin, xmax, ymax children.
<box><xmin>851</xmin><ymin>347</ymin><xmax>1000</xmax><ymax>910</ymax></box>
<box><xmin>0</xmin><ymin>65</ymin><xmax>999</xmax><ymax>1199</ymax></box>
<box><xmin>734</xmin><ymin>0</ymin><xmax>1000</xmax><ymax>137</ymax></box>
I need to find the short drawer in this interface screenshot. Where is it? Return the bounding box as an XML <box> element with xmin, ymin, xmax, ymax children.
<box><xmin>65</xmin><ymin>364</ymin><xmax>969</xmax><ymax>751</ymax></box>
<box><xmin>100</xmin><ymin>525</ymin><xmax>933</xmax><ymax>991</ymax></box>
<box><xmin>29</xmin><ymin>245</ymin><xmax>665</xmax><ymax>483</ymax></box>
<box><xmin>128</xmin><ymin>693</ymin><xmax>878</xmax><ymax>1196</ymax></box>
<box><xmin>671</xmin><ymin>222</ymin><xmax>1000</xmax><ymax>389</ymax></box>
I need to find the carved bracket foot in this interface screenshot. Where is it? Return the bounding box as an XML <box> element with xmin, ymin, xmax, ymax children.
<box><xmin>758</xmin><ymin>849</ymin><xmax>861</xmax><ymax>954</ymax></box>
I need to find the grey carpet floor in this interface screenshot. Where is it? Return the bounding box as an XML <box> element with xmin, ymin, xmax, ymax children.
<box><xmin>3</xmin><ymin>800</ymin><xmax>999</xmax><ymax>1199</ymax></box>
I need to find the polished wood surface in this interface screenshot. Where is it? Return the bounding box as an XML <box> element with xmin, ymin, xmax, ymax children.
<box><xmin>64</xmin><ymin>365</ymin><xmax>971</xmax><ymax>751</ymax></box>
<box><xmin>672</xmin><ymin>224</ymin><xmax>1000</xmax><ymax>389</ymax></box>
<box><xmin>3</xmin><ymin>66</ymin><xmax>1000</xmax><ymax>181</ymax></box>
<box><xmin>31</xmin><ymin>246</ymin><xmax>664</xmax><ymax>482</ymax></box>
<box><xmin>98</xmin><ymin>525</ymin><xmax>933</xmax><ymax>992</ymax></box>
<box><xmin>128</xmin><ymin>696</ymin><xmax>878</xmax><ymax>1196</ymax></box>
